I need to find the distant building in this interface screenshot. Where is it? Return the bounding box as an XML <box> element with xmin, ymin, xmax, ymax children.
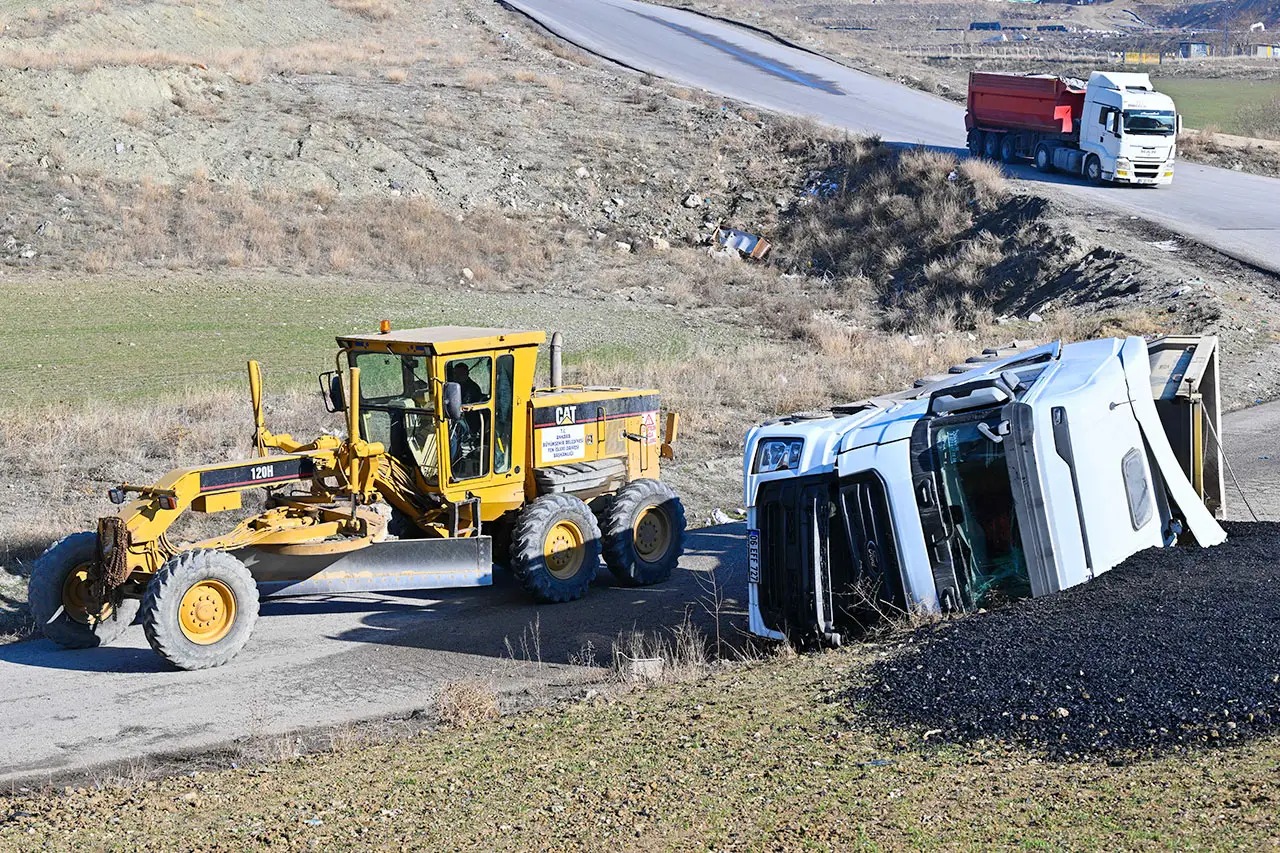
<box><xmin>969</xmin><ymin>21</ymin><xmax>1002</xmax><ymax>31</ymax></box>
<box><xmin>1037</xmin><ymin>24</ymin><xmax>1070</xmax><ymax>32</ymax></box>
<box><xmin>1254</xmin><ymin>43</ymin><xmax>1280</xmax><ymax>57</ymax></box>
<box><xmin>1178</xmin><ymin>41</ymin><xmax>1213</xmax><ymax>58</ymax></box>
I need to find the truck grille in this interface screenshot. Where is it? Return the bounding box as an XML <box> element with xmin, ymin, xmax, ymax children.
<box><xmin>755</xmin><ymin>473</ymin><xmax>903</xmax><ymax>643</ymax></box>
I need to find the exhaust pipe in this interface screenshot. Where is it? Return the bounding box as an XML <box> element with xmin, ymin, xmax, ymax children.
<box><xmin>550</xmin><ymin>331</ymin><xmax>563</xmax><ymax>388</ymax></box>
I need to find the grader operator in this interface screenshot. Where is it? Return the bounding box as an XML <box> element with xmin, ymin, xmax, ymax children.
<box><xmin>30</xmin><ymin>325</ymin><xmax>686</xmax><ymax>670</ymax></box>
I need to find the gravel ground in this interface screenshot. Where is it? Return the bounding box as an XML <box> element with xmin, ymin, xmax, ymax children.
<box><xmin>851</xmin><ymin>522</ymin><xmax>1280</xmax><ymax>759</ymax></box>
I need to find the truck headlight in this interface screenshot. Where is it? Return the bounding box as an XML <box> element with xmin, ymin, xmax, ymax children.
<box><xmin>754</xmin><ymin>438</ymin><xmax>804</xmax><ymax>473</ymax></box>
<box><xmin>1116</xmin><ymin>157</ymin><xmax>1132</xmax><ymax>170</ymax></box>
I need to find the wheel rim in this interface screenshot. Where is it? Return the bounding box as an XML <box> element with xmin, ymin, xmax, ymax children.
<box><xmin>1087</xmin><ymin>160</ymin><xmax>1099</xmax><ymax>179</ymax></box>
<box><xmin>543</xmin><ymin>520</ymin><xmax>585</xmax><ymax>579</ymax></box>
<box><xmin>179</xmin><ymin>579</ymin><xmax>237</xmax><ymax>645</ymax></box>
<box><xmin>633</xmin><ymin>505</ymin><xmax>673</xmax><ymax>564</ymax></box>
<box><xmin>62</xmin><ymin>561</ymin><xmax>111</xmax><ymax>625</ymax></box>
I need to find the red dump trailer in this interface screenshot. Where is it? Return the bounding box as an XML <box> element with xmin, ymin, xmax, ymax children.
<box><xmin>965</xmin><ymin>73</ymin><xmax>1085</xmax><ymax>157</ymax></box>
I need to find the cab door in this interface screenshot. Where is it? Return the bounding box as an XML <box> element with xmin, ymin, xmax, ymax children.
<box><xmin>439</xmin><ymin>350</ymin><xmax>525</xmax><ymax>517</ymax></box>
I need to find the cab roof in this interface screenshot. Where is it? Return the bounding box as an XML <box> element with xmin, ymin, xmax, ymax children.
<box><xmin>338</xmin><ymin>326</ymin><xmax>545</xmax><ymax>355</ymax></box>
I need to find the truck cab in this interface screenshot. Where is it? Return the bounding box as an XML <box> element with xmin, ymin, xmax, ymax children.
<box><xmin>744</xmin><ymin>336</ymin><xmax>1225</xmax><ymax>646</ymax></box>
<box><xmin>1078</xmin><ymin>72</ymin><xmax>1178</xmax><ymax>185</ymax></box>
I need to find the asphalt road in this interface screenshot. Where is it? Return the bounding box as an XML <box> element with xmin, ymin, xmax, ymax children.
<box><xmin>0</xmin><ymin>525</ymin><xmax>747</xmax><ymax>786</ymax></box>
<box><xmin>502</xmin><ymin>0</ymin><xmax>1280</xmax><ymax>274</ymax></box>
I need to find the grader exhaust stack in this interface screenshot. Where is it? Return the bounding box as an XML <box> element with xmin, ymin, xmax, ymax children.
<box><xmin>29</xmin><ymin>324</ymin><xmax>686</xmax><ymax>670</ymax></box>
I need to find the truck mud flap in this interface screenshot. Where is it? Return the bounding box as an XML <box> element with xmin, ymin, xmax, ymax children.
<box><xmin>237</xmin><ymin>537</ymin><xmax>494</xmax><ymax>597</ymax></box>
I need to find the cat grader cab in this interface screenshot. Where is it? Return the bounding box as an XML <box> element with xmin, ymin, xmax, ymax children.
<box><xmin>30</xmin><ymin>325</ymin><xmax>686</xmax><ymax>670</ymax></box>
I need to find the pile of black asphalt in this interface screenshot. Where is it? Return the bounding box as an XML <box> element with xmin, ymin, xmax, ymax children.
<box><xmin>848</xmin><ymin>522</ymin><xmax>1280</xmax><ymax>759</ymax></box>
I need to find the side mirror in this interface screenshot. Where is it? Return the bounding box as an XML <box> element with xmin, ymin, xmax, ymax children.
<box><xmin>1176</xmin><ymin>113</ymin><xmax>1183</xmax><ymax>135</ymax></box>
<box><xmin>443</xmin><ymin>381</ymin><xmax>463</xmax><ymax>421</ymax></box>
<box><xmin>319</xmin><ymin>371</ymin><xmax>346</xmax><ymax>413</ymax></box>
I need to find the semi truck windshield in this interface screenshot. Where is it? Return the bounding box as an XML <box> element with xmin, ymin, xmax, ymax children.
<box><xmin>933</xmin><ymin>417</ymin><xmax>1031</xmax><ymax>607</ymax></box>
<box><xmin>1123</xmin><ymin>109</ymin><xmax>1175</xmax><ymax>135</ymax></box>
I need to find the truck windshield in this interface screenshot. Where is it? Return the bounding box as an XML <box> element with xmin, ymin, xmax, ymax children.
<box><xmin>1123</xmin><ymin>109</ymin><xmax>1175</xmax><ymax>136</ymax></box>
<box><xmin>933</xmin><ymin>416</ymin><xmax>1030</xmax><ymax>607</ymax></box>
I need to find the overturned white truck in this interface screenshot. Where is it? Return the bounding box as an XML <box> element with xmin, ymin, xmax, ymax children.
<box><xmin>744</xmin><ymin>336</ymin><xmax>1227</xmax><ymax>645</ymax></box>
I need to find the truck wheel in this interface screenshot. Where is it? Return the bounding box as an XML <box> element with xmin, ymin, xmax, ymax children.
<box><xmin>983</xmin><ymin>132</ymin><xmax>1002</xmax><ymax>160</ymax></box>
<box><xmin>1035</xmin><ymin>145</ymin><xmax>1054</xmax><ymax>172</ymax></box>
<box><xmin>967</xmin><ymin>129</ymin><xmax>985</xmax><ymax>157</ymax></box>
<box><xmin>142</xmin><ymin>549</ymin><xmax>259</xmax><ymax>670</ymax></box>
<box><xmin>511</xmin><ymin>494</ymin><xmax>600</xmax><ymax>603</ymax></box>
<box><xmin>1084</xmin><ymin>155</ymin><xmax>1103</xmax><ymax>183</ymax></box>
<box><xmin>999</xmin><ymin>134</ymin><xmax>1018</xmax><ymax>163</ymax></box>
<box><xmin>28</xmin><ymin>532</ymin><xmax>140</xmax><ymax>649</ymax></box>
<box><xmin>602</xmin><ymin>479</ymin><xmax>686</xmax><ymax>587</ymax></box>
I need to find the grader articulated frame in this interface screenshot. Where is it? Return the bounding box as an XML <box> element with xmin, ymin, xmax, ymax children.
<box><xmin>31</xmin><ymin>325</ymin><xmax>685</xmax><ymax>670</ymax></box>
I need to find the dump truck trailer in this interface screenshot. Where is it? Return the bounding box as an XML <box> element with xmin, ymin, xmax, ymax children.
<box><xmin>966</xmin><ymin>71</ymin><xmax>1180</xmax><ymax>185</ymax></box>
<box><xmin>743</xmin><ymin>335</ymin><xmax>1224</xmax><ymax>646</ymax></box>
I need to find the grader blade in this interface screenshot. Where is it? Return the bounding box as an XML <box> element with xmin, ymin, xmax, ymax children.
<box><xmin>237</xmin><ymin>537</ymin><xmax>493</xmax><ymax>598</ymax></box>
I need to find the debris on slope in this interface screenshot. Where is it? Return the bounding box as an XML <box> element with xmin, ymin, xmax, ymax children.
<box><xmin>848</xmin><ymin>522</ymin><xmax>1280</xmax><ymax>759</ymax></box>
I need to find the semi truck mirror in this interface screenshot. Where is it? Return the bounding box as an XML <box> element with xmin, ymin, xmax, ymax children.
<box><xmin>443</xmin><ymin>382</ymin><xmax>463</xmax><ymax>421</ymax></box>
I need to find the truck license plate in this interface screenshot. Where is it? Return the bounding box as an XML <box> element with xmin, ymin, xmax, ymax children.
<box><xmin>747</xmin><ymin>529</ymin><xmax>761</xmax><ymax>584</ymax></box>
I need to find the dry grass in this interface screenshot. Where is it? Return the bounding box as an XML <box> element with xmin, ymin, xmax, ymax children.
<box><xmin>461</xmin><ymin>70</ymin><xmax>497</xmax><ymax>93</ymax></box>
<box><xmin>330</xmin><ymin>0</ymin><xmax>398</xmax><ymax>20</ymax></box>
<box><xmin>12</xmin><ymin>171</ymin><xmax>550</xmax><ymax>280</ymax></box>
<box><xmin>437</xmin><ymin>680</ymin><xmax>500</xmax><ymax>729</ymax></box>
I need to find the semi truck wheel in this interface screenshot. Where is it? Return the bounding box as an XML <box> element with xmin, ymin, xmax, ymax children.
<box><xmin>28</xmin><ymin>532</ymin><xmax>140</xmax><ymax>649</ymax></box>
<box><xmin>602</xmin><ymin>479</ymin><xmax>686</xmax><ymax>587</ymax></box>
<box><xmin>967</xmin><ymin>129</ymin><xmax>985</xmax><ymax>157</ymax></box>
<box><xmin>141</xmin><ymin>549</ymin><xmax>259</xmax><ymax>670</ymax></box>
<box><xmin>983</xmin><ymin>132</ymin><xmax>1002</xmax><ymax>160</ymax></box>
<box><xmin>999</xmin><ymin>134</ymin><xmax>1017</xmax><ymax>163</ymax></box>
<box><xmin>511</xmin><ymin>494</ymin><xmax>600</xmax><ymax>603</ymax></box>
<box><xmin>1035</xmin><ymin>145</ymin><xmax>1054</xmax><ymax>172</ymax></box>
<box><xmin>1084</xmin><ymin>155</ymin><xmax>1103</xmax><ymax>183</ymax></box>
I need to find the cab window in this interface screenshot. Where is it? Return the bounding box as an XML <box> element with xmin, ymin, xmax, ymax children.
<box><xmin>495</xmin><ymin>354</ymin><xmax>515</xmax><ymax>475</ymax></box>
<box><xmin>447</xmin><ymin>356</ymin><xmax>492</xmax><ymax>482</ymax></box>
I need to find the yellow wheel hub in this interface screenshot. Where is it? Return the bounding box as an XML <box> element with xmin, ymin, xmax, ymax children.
<box><xmin>543</xmin><ymin>520</ymin><xmax>585</xmax><ymax>580</ymax></box>
<box><xmin>62</xmin><ymin>562</ymin><xmax>112</xmax><ymax>625</ymax></box>
<box><xmin>634</xmin><ymin>505</ymin><xmax>672</xmax><ymax>564</ymax></box>
<box><xmin>179</xmin><ymin>580</ymin><xmax>236</xmax><ymax>645</ymax></box>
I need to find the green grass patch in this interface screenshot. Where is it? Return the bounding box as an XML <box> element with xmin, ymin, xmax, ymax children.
<box><xmin>1154</xmin><ymin>77</ymin><xmax>1280</xmax><ymax>136</ymax></box>
<box><xmin>2</xmin><ymin>274</ymin><xmax>718</xmax><ymax>406</ymax></box>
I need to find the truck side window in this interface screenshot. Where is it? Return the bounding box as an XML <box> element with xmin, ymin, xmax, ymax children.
<box><xmin>1121</xmin><ymin>448</ymin><xmax>1153</xmax><ymax>530</ymax></box>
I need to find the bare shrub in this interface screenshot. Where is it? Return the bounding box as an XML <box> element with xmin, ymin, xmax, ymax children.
<box><xmin>330</xmin><ymin>0</ymin><xmax>398</xmax><ymax>19</ymax></box>
<box><xmin>384</xmin><ymin>68</ymin><xmax>407</xmax><ymax>83</ymax></box>
<box><xmin>462</xmin><ymin>70</ymin><xmax>497</xmax><ymax>93</ymax></box>
<box><xmin>437</xmin><ymin>680</ymin><xmax>499</xmax><ymax>729</ymax></box>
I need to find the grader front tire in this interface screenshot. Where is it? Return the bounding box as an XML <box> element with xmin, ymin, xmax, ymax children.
<box><xmin>511</xmin><ymin>494</ymin><xmax>600</xmax><ymax>603</ymax></box>
<box><xmin>28</xmin><ymin>532</ymin><xmax>140</xmax><ymax>649</ymax></box>
<box><xmin>602</xmin><ymin>479</ymin><xmax>686</xmax><ymax>587</ymax></box>
<box><xmin>142</xmin><ymin>550</ymin><xmax>259</xmax><ymax>670</ymax></box>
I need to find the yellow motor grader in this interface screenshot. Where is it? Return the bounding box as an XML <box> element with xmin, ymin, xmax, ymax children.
<box><xmin>30</xmin><ymin>325</ymin><xmax>685</xmax><ymax>670</ymax></box>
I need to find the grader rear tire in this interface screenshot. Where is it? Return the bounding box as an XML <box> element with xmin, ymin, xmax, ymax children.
<box><xmin>602</xmin><ymin>479</ymin><xmax>686</xmax><ymax>587</ymax></box>
<box><xmin>28</xmin><ymin>532</ymin><xmax>139</xmax><ymax>649</ymax></box>
<box><xmin>511</xmin><ymin>494</ymin><xmax>600</xmax><ymax>603</ymax></box>
<box><xmin>142</xmin><ymin>550</ymin><xmax>259</xmax><ymax>670</ymax></box>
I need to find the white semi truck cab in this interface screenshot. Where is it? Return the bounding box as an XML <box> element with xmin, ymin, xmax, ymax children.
<box><xmin>744</xmin><ymin>336</ymin><xmax>1226</xmax><ymax>645</ymax></box>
